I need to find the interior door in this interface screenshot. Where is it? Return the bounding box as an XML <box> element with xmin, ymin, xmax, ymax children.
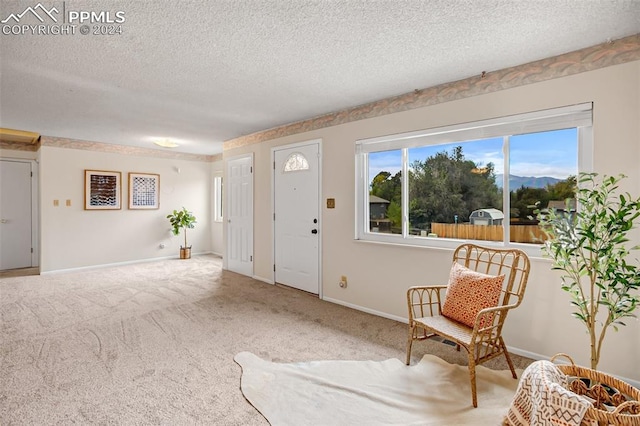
<box><xmin>226</xmin><ymin>155</ymin><xmax>253</xmax><ymax>276</ymax></box>
<box><xmin>0</xmin><ymin>159</ymin><xmax>33</xmax><ymax>270</ymax></box>
<box><xmin>274</xmin><ymin>142</ymin><xmax>320</xmax><ymax>294</ymax></box>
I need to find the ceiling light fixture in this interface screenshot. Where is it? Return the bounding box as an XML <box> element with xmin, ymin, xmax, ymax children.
<box><xmin>153</xmin><ymin>138</ymin><xmax>180</xmax><ymax>148</ymax></box>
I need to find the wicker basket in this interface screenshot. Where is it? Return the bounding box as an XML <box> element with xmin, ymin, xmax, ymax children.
<box><xmin>551</xmin><ymin>354</ymin><xmax>640</xmax><ymax>426</ymax></box>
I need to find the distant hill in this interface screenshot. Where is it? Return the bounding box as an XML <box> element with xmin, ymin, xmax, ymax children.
<box><xmin>495</xmin><ymin>174</ymin><xmax>561</xmax><ymax>189</ymax></box>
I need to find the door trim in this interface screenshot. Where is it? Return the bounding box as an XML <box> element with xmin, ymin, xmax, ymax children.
<box><xmin>30</xmin><ymin>159</ymin><xmax>38</xmax><ymax>268</ymax></box>
<box><xmin>271</xmin><ymin>139</ymin><xmax>322</xmax><ymax>298</ymax></box>
<box><xmin>224</xmin><ymin>153</ymin><xmax>254</xmax><ymax>276</ymax></box>
<box><xmin>0</xmin><ymin>158</ymin><xmax>39</xmax><ymax>269</ymax></box>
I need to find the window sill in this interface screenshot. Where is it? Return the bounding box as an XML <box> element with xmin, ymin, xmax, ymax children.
<box><xmin>354</xmin><ymin>234</ymin><xmax>545</xmax><ymax>259</ymax></box>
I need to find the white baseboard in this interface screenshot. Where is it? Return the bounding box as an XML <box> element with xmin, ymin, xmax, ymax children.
<box><xmin>217</xmin><ymin>266</ymin><xmax>273</xmax><ymax>284</ymax></box>
<box><xmin>322</xmin><ymin>296</ymin><xmax>407</xmax><ymax>323</ymax></box>
<box><xmin>322</xmin><ymin>297</ymin><xmax>640</xmax><ymax>389</ymax></box>
<box><xmin>505</xmin><ymin>347</ymin><xmax>640</xmax><ymax>389</ymax></box>
<box><xmin>505</xmin><ymin>347</ymin><xmax>547</xmax><ymax>362</ymax></box>
<box><xmin>253</xmin><ymin>275</ymin><xmax>275</xmax><ymax>285</ymax></box>
<box><xmin>40</xmin><ymin>252</ymin><xmax>213</xmax><ymax>275</ymax></box>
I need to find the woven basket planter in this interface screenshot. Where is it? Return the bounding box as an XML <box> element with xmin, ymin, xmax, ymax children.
<box><xmin>552</xmin><ymin>354</ymin><xmax>640</xmax><ymax>426</ymax></box>
<box><xmin>179</xmin><ymin>247</ymin><xmax>191</xmax><ymax>259</ymax></box>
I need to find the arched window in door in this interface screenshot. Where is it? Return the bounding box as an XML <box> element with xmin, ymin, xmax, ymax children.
<box><xmin>282</xmin><ymin>152</ymin><xmax>309</xmax><ymax>172</ymax></box>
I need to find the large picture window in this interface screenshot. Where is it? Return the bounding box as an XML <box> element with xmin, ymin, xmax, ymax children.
<box><xmin>355</xmin><ymin>104</ymin><xmax>592</xmax><ymax>252</ymax></box>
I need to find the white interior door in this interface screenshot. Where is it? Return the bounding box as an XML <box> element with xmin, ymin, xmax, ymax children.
<box><xmin>0</xmin><ymin>159</ymin><xmax>33</xmax><ymax>270</ymax></box>
<box><xmin>274</xmin><ymin>142</ymin><xmax>320</xmax><ymax>294</ymax></box>
<box><xmin>226</xmin><ymin>156</ymin><xmax>253</xmax><ymax>276</ymax></box>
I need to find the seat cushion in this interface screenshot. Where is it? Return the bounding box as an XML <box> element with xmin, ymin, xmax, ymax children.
<box><xmin>441</xmin><ymin>262</ymin><xmax>505</xmax><ymax>328</ymax></box>
<box><xmin>415</xmin><ymin>314</ymin><xmax>474</xmax><ymax>346</ymax></box>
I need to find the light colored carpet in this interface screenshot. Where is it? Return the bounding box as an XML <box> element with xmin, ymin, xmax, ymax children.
<box><xmin>0</xmin><ymin>255</ymin><xmax>533</xmax><ymax>424</ymax></box>
<box><xmin>235</xmin><ymin>352</ymin><xmax>519</xmax><ymax>426</ymax></box>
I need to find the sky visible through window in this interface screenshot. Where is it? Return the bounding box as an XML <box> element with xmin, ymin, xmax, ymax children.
<box><xmin>368</xmin><ymin>128</ymin><xmax>577</xmax><ymax>182</ymax></box>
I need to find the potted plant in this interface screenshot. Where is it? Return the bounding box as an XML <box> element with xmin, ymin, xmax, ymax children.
<box><xmin>536</xmin><ymin>173</ymin><xmax>640</xmax><ymax>370</ymax></box>
<box><xmin>167</xmin><ymin>207</ymin><xmax>197</xmax><ymax>259</ymax></box>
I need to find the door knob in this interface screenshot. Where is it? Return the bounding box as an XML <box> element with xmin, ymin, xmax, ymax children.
<box><xmin>311</xmin><ymin>229</ymin><xmax>318</xmax><ymax>234</ymax></box>
<box><xmin>0</xmin><ymin>219</ymin><xmax>7</xmax><ymax>223</ymax></box>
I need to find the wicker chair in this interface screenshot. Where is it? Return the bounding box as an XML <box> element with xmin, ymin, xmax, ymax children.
<box><xmin>406</xmin><ymin>243</ymin><xmax>530</xmax><ymax>407</ymax></box>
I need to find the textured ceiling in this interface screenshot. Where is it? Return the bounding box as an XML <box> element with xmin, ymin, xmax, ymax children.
<box><xmin>1</xmin><ymin>1</ymin><xmax>639</xmax><ymax>155</ymax></box>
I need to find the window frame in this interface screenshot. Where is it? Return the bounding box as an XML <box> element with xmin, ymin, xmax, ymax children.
<box><xmin>213</xmin><ymin>175</ymin><xmax>223</xmax><ymax>223</ymax></box>
<box><xmin>354</xmin><ymin>103</ymin><xmax>593</xmax><ymax>256</ymax></box>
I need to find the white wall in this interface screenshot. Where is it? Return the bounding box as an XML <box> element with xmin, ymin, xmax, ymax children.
<box><xmin>0</xmin><ymin>148</ymin><xmax>37</xmax><ymax>160</ymax></box>
<box><xmin>39</xmin><ymin>146</ymin><xmax>212</xmax><ymax>272</ymax></box>
<box><xmin>224</xmin><ymin>60</ymin><xmax>640</xmax><ymax>383</ymax></box>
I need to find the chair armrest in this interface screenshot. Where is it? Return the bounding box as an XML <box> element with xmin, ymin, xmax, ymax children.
<box><xmin>407</xmin><ymin>285</ymin><xmax>447</xmax><ymax>321</ymax></box>
<box><xmin>472</xmin><ymin>304</ymin><xmax>516</xmax><ymax>334</ymax></box>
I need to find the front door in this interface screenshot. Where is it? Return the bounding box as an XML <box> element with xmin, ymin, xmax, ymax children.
<box><xmin>274</xmin><ymin>142</ymin><xmax>320</xmax><ymax>294</ymax></box>
<box><xmin>0</xmin><ymin>159</ymin><xmax>33</xmax><ymax>270</ymax></box>
<box><xmin>226</xmin><ymin>155</ymin><xmax>253</xmax><ymax>276</ymax></box>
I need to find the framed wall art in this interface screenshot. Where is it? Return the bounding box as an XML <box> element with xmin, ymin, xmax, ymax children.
<box><xmin>128</xmin><ymin>172</ymin><xmax>160</xmax><ymax>209</ymax></box>
<box><xmin>84</xmin><ymin>170</ymin><xmax>122</xmax><ymax>210</ymax></box>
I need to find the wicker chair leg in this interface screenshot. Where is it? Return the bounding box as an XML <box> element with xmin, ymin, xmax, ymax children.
<box><xmin>500</xmin><ymin>337</ymin><xmax>518</xmax><ymax>379</ymax></box>
<box><xmin>406</xmin><ymin>324</ymin><xmax>414</xmax><ymax>365</ymax></box>
<box><xmin>468</xmin><ymin>353</ymin><xmax>478</xmax><ymax>408</ymax></box>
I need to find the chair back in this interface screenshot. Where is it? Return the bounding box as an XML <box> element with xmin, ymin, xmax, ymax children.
<box><xmin>452</xmin><ymin>243</ymin><xmax>530</xmax><ymax>309</ymax></box>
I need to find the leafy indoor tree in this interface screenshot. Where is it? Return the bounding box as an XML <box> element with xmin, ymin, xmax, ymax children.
<box><xmin>167</xmin><ymin>207</ymin><xmax>197</xmax><ymax>258</ymax></box>
<box><xmin>536</xmin><ymin>173</ymin><xmax>640</xmax><ymax>370</ymax></box>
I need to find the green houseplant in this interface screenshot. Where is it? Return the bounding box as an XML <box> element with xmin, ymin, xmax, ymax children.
<box><xmin>167</xmin><ymin>207</ymin><xmax>197</xmax><ymax>259</ymax></box>
<box><xmin>537</xmin><ymin>173</ymin><xmax>640</xmax><ymax>370</ymax></box>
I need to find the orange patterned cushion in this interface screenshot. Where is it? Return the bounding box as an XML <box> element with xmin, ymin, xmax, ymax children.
<box><xmin>441</xmin><ymin>262</ymin><xmax>505</xmax><ymax>328</ymax></box>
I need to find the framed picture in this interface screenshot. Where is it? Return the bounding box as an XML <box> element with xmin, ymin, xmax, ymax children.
<box><xmin>128</xmin><ymin>172</ymin><xmax>160</xmax><ymax>209</ymax></box>
<box><xmin>84</xmin><ymin>170</ymin><xmax>121</xmax><ymax>210</ymax></box>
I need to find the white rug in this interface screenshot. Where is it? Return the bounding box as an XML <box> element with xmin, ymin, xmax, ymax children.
<box><xmin>234</xmin><ymin>352</ymin><xmax>520</xmax><ymax>425</ymax></box>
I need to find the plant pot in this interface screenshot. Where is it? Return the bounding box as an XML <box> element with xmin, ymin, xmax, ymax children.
<box><xmin>180</xmin><ymin>247</ymin><xmax>191</xmax><ymax>259</ymax></box>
